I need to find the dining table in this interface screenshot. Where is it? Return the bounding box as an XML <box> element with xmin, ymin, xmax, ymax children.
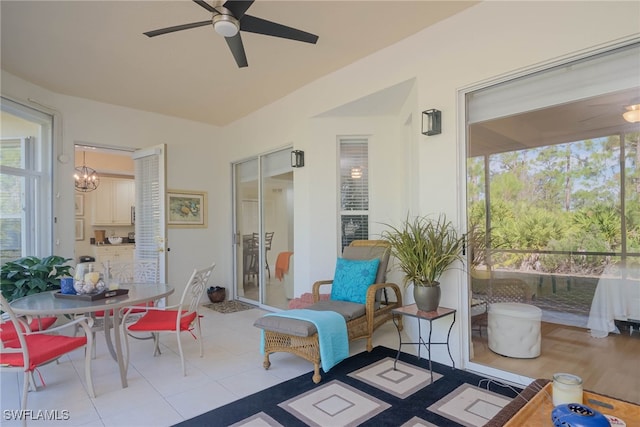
<box><xmin>10</xmin><ymin>283</ymin><xmax>174</xmax><ymax>388</ymax></box>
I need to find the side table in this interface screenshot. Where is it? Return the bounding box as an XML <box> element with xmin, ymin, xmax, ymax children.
<box><xmin>392</xmin><ymin>304</ymin><xmax>456</xmax><ymax>383</ymax></box>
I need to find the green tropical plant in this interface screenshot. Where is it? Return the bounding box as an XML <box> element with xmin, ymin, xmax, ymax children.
<box><xmin>1</xmin><ymin>255</ymin><xmax>72</xmax><ymax>302</ymax></box>
<box><xmin>381</xmin><ymin>214</ymin><xmax>465</xmax><ymax>287</ymax></box>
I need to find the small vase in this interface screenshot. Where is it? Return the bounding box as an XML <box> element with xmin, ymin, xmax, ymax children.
<box><xmin>413</xmin><ymin>283</ymin><xmax>440</xmax><ymax>312</ymax></box>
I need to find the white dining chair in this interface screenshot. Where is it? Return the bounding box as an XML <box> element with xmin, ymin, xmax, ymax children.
<box><xmin>121</xmin><ymin>262</ymin><xmax>215</xmax><ymax>376</ymax></box>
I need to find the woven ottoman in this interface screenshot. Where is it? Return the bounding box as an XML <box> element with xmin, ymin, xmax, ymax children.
<box><xmin>254</xmin><ymin>315</ymin><xmax>322</xmax><ymax>383</ymax></box>
<box><xmin>488</xmin><ymin>302</ymin><xmax>542</xmax><ymax>358</ymax></box>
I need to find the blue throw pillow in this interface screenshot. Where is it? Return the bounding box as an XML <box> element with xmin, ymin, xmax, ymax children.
<box><xmin>330</xmin><ymin>258</ymin><xmax>380</xmax><ymax>304</ymax></box>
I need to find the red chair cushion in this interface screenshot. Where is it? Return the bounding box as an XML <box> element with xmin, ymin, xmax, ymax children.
<box><xmin>127</xmin><ymin>310</ymin><xmax>197</xmax><ymax>332</ymax></box>
<box><xmin>1</xmin><ymin>317</ymin><xmax>57</xmax><ymax>342</ymax></box>
<box><xmin>1</xmin><ymin>334</ymin><xmax>87</xmax><ymax>371</ymax></box>
<box><xmin>95</xmin><ymin>302</ymin><xmax>152</xmax><ymax>317</ymax></box>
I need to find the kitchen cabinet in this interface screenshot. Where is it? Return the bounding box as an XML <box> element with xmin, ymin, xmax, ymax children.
<box><xmin>92</xmin><ymin>177</ymin><xmax>135</xmax><ymax>225</ymax></box>
<box><xmin>93</xmin><ymin>244</ymin><xmax>134</xmax><ymax>266</ymax></box>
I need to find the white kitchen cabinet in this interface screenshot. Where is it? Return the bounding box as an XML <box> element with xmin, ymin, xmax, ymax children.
<box><xmin>93</xmin><ymin>244</ymin><xmax>134</xmax><ymax>266</ymax></box>
<box><xmin>92</xmin><ymin>177</ymin><xmax>135</xmax><ymax>225</ymax></box>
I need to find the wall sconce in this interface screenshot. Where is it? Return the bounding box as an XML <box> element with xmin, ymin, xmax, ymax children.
<box><xmin>422</xmin><ymin>109</ymin><xmax>442</xmax><ymax>136</ymax></box>
<box><xmin>291</xmin><ymin>150</ymin><xmax>305</xmax><ymax>168</ymax></box>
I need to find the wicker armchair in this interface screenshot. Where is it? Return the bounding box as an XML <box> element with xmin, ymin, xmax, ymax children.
<box><xmin>307</xmin><ymin>240</ymin><xmax>403</xmax><ymax>350</ymax></box>
<box><xmin>255</xmin><ymin>240</ymin><xmax>403</xmax><ymax>383</ymax></box>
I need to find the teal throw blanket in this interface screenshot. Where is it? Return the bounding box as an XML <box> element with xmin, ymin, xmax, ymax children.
<box><xmin>261</xmin><ymin>309</ymin><xmax>348</xmax><ymax>372</ymax></box>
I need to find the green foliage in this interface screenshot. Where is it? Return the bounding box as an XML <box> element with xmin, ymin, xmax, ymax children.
<box><xmin>1</xmin><ymin>255</ymin><xmax>72</xmax><ymax>302</ymax></box>
<box><xmin>466</xmin><ymin>133</ymin><xmax>640</xmax><ymax>274</ymax></box>
<box><xmin>381</xmin><ymin>214</ymin><xmax>464</xmax><ymax>287</ymax></box>
<box><xmin>572</xmin><ymin>205</ymin><xmax>621</xmax><ymax>249</ymax></box>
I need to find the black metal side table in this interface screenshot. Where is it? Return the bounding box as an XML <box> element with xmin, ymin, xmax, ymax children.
<box><xmin>391</xmin><ymin>304</ymin><xmax>456</xmax><ymax>383</ymax></box>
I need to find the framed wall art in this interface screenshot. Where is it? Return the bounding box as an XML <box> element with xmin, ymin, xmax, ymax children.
<box><xmin>75</xmin><ymin>194</ymin><xmax>84</xmax><ymax>216</ymax></box>
<box><xmin>75</xmin><ymin>219</ymin><xmax>84</xmax><ymax>240</ymax></box>
<box><xmin>167</xmin><ymin>190</ymin><xmax>207</xmax><ymax>228</ymax></box>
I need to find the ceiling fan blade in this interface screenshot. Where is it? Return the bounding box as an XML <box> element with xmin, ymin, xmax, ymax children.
<box><xmin>193</xmin><ymin>0</ymin><xmax>218</xmax><ymax>14</ymax></box>
<box><xmin>223</xmin><ymin>0</ymin><xmax>254</xmax><ymax>19</ymax></box>
<box><xmin>144</xmin><ymin>20</ymin><xmax>211</xmax><ymax>38</ymax></box>
<box><xmin>225</xmin><ymin>33</ymin><xmax>248</xmax><ymax>68</ymax></box>
<box><xmin>240</xmin><ymin>15</ymin><xmax>318</xmax><ymax>44</ymax></box>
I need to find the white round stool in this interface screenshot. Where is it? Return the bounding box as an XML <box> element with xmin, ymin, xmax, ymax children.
<box><xmin>488</xmin><ymin>302</ymin><xmax>542</xmax><ymax>358</ymax></box>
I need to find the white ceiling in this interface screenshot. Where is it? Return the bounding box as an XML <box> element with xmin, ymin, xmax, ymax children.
<box><xmin>0</xmin><ymin>0</ymin><xmax>477</xmax><ymax>127</ymax></box>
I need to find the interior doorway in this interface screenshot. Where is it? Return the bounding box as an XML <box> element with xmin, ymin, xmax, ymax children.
<box><xmin>73</xmin><ymin>143</ymin><xmax>167</xmax><ymax>284</ymax></box>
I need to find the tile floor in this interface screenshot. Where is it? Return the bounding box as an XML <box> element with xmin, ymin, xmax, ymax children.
<box><xmin>1</xmin><ymin>304</ymin><xmax>405</xmax><ymax>427</ymax></box>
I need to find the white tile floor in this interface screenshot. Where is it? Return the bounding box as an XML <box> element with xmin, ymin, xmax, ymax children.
<box><xmin>1</xmin><ymin>304</ymin><xmax>404</xmax><ymax>427</ymax></box>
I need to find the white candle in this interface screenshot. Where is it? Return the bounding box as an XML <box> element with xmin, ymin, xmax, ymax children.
<box><xmin>552</xmin><ymin>373</ymin><xmax>583</xmax><ymax>406</ymax></box>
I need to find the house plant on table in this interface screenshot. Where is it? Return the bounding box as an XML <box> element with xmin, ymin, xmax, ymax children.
<box><xmin>0</xmin><ymin>255</ymin><xmax>73</xmax><ymax>302</ymax></box>
<box><xmin>381</xmin><ymin>214</ymin><xmax>464</xmax><ymax>312</ymax></box>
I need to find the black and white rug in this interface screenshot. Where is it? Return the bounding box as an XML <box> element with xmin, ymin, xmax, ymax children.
<box><xmin>175</xmin><ymin>346</ymin><xmax>521</xmax><ymax>426</ymax></box>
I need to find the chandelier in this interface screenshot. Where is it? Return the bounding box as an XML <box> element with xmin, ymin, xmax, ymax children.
<box><xmin>74</xmin><ymin>151</ymin><xmax>99</xmax><ymax>192</ymax></box>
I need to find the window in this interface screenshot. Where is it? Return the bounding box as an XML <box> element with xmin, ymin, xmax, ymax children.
<box><xmin>339</xmin><ymin>138</ymin><xmax>369</xmax><ymax>250</ymax></box>
<box><xmin>0</xmin><ymin>97</ymin><xmax>54</xmax><ymax>262</ymax></box>
<box><xmin>466</xmin><ymin>44</ymin><xmax>640</xmax><ymax>283</ymax></box>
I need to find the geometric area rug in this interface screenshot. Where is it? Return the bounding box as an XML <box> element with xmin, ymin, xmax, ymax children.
<box><xmin>174</xmin><ymin>346</ymin><xmax>521</xmax><ymax>427</ymax></box>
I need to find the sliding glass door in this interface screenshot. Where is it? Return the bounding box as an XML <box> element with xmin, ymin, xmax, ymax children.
<box><xmin>233</xmin><ymin>148</ymin><xmax>293</xmax><ymax>309</ymax></box>
<box><xmin>464</xmin><ymin>43</ymin><xmax>640</xmax><ymax>398</ymax></box>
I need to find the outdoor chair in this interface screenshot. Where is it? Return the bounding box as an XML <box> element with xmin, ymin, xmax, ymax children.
<box><xmin>1</xmin><ymin>313</ymin><xmax>58</xmax><ymax>392</ymax></box>
<box><xmin>255</xmin><ymin>240</ymin><xmax>403</xmax><ymax>383</ymax></box>
<box><xmin>121</xmin><ymin>262</ymin><xmax>215</xmax><ymax>376</ymax></box>
<box><xmin>0</xmin><ymin>292</ymin><xmax>95</xmax><ymax>424</ymax></box>
<box><xmin>1</xmin><ymin>315</ymin><xmax>58</xmax><ymax>343</ymax></box>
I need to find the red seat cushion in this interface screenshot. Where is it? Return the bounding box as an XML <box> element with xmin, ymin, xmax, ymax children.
<box><xmin>1</xmin><ymin>334</ymin><xmax>87</xmax><ymax>371</ymax></box>
<box><xmin>127</xmin><ymin>310</ymin><xmax>197</xmax><ymax>332</ymax></box>
<box><xmin>95</xmin><ymin>302</ymin><xmax>152</xmax><ymax>317</ymax></box>
<box><xmin>1</xmin><ymin>317</ymin><xmax>57</xmax><ymax>342</ymax></box>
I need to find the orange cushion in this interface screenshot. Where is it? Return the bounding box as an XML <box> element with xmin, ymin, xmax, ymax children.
<box><xmin>1</xmin><ymin>317</ymin><xmax>57</xmax><ymax>342</ymax></box>
<box><xmin>1</xmin><ymin>334</ymin><xmax>87</xmax><ymax>371</ymax></box>
<box><xmin>127</xmin><ymin>310</ymin><xmax>197</xmax><ymax>332</ymax></box>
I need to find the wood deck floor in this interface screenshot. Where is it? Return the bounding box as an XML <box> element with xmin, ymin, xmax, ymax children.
<box><xmin>471</xmin><ymin>321</ymin><xmax>640</xmax><ymax>404</ymax></box>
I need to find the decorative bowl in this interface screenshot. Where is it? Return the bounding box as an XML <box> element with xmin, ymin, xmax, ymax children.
<box><xmin>108</xmin><ymin>237</ymin><xmax>123</xmax><ymax>245</ymax></box>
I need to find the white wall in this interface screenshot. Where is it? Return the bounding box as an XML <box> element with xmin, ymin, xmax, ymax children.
<box><xmin>2</xmin><ymin>1</ymin><xmax>639</xmax><ymax>364</ymax></box>
<box><xmin>219</xmin><ymin>1</ymin><xmax>640</xmax><ymax>364</ymax></box>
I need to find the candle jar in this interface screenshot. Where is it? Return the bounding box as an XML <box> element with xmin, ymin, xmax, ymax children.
<box><xmin>552</xmin><ymin>373</ymin><xmax>583</xmax><ymax>406</ymax></box>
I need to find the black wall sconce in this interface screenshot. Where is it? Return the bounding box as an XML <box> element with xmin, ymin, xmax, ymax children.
<box><xmin>422</xmin><ymin>109</ymin><xmax>442</xmax><ymax>136</ymax></box>
<box><xmin>291</xmin><ymin>150</ymin><xmax>305</xmax><ymax>168</ymax></box>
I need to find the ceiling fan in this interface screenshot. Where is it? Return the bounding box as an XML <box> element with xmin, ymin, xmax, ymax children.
<box><xmin>144</xmin><ymin>0</ymin><xmax>319</xmax><ymax>68</ymax></box>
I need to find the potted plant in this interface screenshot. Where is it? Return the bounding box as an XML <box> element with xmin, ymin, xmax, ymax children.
<box><xmin>381</xmin><ymin>214</ymin><xmax>464</xmax><ymax>311</ymax></box>
<box><xmin>1</xmin><ymin>255</ymin><xmax>73</xmax><ymax>302</ymax></box>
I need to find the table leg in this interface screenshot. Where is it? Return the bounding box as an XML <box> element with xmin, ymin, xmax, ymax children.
<box><xmin>393</xmin><ymin>314</ymin><xmax>402</xmax><ymax>369</ymax></box>
<box><xmin>113</xmin><ymin>310</ymin><xmax>128</xmax><ymax>388</ymax></box>
<box><xmin>446</xmin><ymin>312</ymin><xmax>456</xmax><ymax>369</ymax></box>
<box><xmin>103</xmin><ymin>309</ymin><xmax>128</xmax><ymax>388</ymax></box>
<box><xmin>102</xmin><ymin>311</ymin><xmax>117</xmax><ymax>360</ymax></box>
<box><xmin>426</xmin><ymin>319</ymin><xmax>433</xmax><ymax>383</ymax></box>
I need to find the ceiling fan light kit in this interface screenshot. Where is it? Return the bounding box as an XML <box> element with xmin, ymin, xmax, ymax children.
<box><xmin>623</xmin><ymin>103</ymin><xmax>640</xmax><ymax>123</ymax></box>
<box><xmin>144</xmin><ymin>0</ymin><xmax>318</xmax><ymax>68</ymax></box>
<box><xmin>213</xmin><ymin>11</ymin><xmax>239</xmax><ymax>37</ymax></box>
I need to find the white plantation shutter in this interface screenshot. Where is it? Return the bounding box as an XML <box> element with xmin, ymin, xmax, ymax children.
<box><xmin>133</xmin><ymin>145</ymin><xmax>166</xmax><ymax>283</ymax></box>
<box><xmin>339</xmin><ymin>139</ymin><xmax>369</xmax><ymax>251</ymax></box>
